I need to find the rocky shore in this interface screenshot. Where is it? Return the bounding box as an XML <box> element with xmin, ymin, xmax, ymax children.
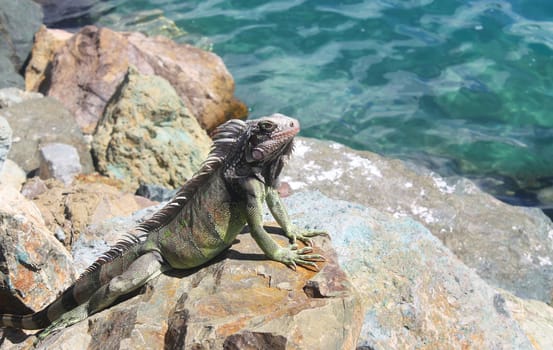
<box><xmin>1</xmin><ymin>1</ymin><xmax>553</xmax><ymax>349</ymax></box>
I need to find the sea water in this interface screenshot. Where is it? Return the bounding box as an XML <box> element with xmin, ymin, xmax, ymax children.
<box><xmin>45</xmin><ymin>0</ymin><xmax>553</xmax><ymax>212</ymax></box>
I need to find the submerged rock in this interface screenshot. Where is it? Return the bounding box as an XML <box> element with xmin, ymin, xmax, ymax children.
<box><xmin>98</xmin><ymin>9</ymin><xmax>188</xmax><ymax>41</ymax></box>
<box><xmin>26</xmin><ymin>25</ymin><xmax>247</xmax><ymax>133</ymax></box>
<box><xmin>92</xmin><ymin>67</ymin><xmax>212</xmax><ymax>191</ymax></box>
<box><xmin>34</xmin><ymin>0</ymin><xmax>99</xmax><ymax>27</ymax></box>
<box><xmin>283</xmin><ymin>138</ymin><xmax>553</xmax><ymax>305</ymax></box>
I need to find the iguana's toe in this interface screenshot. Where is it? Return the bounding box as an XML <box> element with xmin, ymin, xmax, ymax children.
<box><xmin>292</xmin><ymin>229</ymin><xmax>329</xmax><ymax>246</ymax></box>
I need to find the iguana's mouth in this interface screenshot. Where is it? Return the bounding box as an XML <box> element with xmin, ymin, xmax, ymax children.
<box><xmin>252</xmin><ymin>132</ymin><xmax>296</xmax><ymax>161</ymax></box>
<box><xmin>268</xmin><ymin>118</ymin><xmax>299</xmax><ymax>155</ymax></box>
<box><xmin>246</xmin><ymin>114</ymin><xmax>300</xmax><ymax>163</ymax></box>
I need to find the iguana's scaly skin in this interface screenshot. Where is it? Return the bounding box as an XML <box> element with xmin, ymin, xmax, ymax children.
<box><xmin>0</xmin><ymin>114</ymin><xmax>326</xmax><ymax>338</ymax></box>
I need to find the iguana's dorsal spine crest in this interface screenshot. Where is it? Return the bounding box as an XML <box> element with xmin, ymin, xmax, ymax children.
<box><xmin>78</xmin><ymin>233</ymin><xmax>146</xmax><ymax>280</ymax></box>
<box><xmin>135</xmin><ymin>119</ymin><xmax>249</xmax><ymax>234</ymax></box>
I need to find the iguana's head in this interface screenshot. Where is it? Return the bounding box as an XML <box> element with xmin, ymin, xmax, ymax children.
<box><xmin>211</xmin><ymin>113</ymin><xmax>300</xmax><ymax>186</ymax></box>
<box><xmin>244</xmin><ymin>114</ymin><xmax>299</xmax><ymax>164</ymax></box>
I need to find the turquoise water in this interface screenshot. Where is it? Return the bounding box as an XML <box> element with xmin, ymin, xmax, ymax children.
<box><xmin>49</xmin><ymin>0</ymin><xmax>553</xmax><ymax>210</ymax></box>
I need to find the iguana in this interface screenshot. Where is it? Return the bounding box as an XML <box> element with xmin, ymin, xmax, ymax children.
<box><xmin>0</xmin><ymin>114</ymin><xmax>326</xmax><ymax>338</ymax></box>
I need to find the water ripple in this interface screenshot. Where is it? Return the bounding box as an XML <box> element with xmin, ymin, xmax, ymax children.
<box><xmin>79</xmin><ymin>0</ymin><xmax>553</xmax><ymax>209</ymax></box>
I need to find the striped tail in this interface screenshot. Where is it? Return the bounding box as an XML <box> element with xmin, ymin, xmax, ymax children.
<box><xmin>0</xmin><ymin>310</ymin><xmax>50</xmax><ymax>330</ymax></box>
<box><xmin>0</xmin><ymin>235</ymin><xmax>145</xmax><ymax>330</ymax></box>
<box><xmin>0</xmin><ymin>280</ymin><xmax>83</xmax><ymax>330</ymax></box>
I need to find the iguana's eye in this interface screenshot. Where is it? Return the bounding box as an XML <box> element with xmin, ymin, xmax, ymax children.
<box><xmin>258</xmin><ymin>120</ymin><xmax>276</xmax><ymax>132</ymax></box>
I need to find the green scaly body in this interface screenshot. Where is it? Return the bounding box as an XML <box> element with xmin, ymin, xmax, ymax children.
<box><xmin>149</xmin><ymin>171</ymin><xmax>246</xmax><ymax>269</ymax></box>
<box><xmin>0</xmin><ymin>114</ymin><xmax>326</xmax><ymax>338</ymax></box>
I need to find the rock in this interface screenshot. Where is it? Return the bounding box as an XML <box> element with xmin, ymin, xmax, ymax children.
<box><xmin>71</xmin><ymin>204</ymin><xmax>162</xmax><ymax>273</ymax></box>
<box><xmin>283</xmin><ymin>138</ymin><xmax>553</xmax><ymax>304</ymax></box>
<box><xmin>0</xmin><ymin>159</ymin><xmax>27</xmax><ymax>190</ymax></box>
<box><xmin>0</xmin><ymin>87</ymin><xmax>43</xmax><ymax>109</ymax></box>
<box><xmin>0</xmin><ymin>185</ymin><xmax>75</xmax><ymax>315</ymax></box>
<box><xmin>7</xmin><ymin>190</ymin><xmax>552</xmax><ymax>349</ymax></box>
<box><xmin>39</xmin><ymin>142</ymin><xmax>82</xmax><ymax>186</ymax></box>
<box><xmin>135</xmin><ymin>183</ymin><xmax>178</xmax><ymax>202</ymax></box>
<box><xmin>537</xmin><ymin>186</ymin><xmax>553</xmax><ymax>205</ymax></box>
<box><xmin>92</xmin><ymin>67</ymin><xmax>211</xmax><ymax>190</ymax></box>
<box><xmin>500</xmin><ymin>290</ymin><xmax>553</xmax><ymax>349</ymax></box>
<box><xmin>0</xmin><ymin>56</ymin><xmax>25</xmax><ymax>90</ymax></box>
<box><xmin>0</xmin><ymin>97</ymin><xmax>94</xmax><ymax>174</ymax></box>
<box><xmin>0</xmin><ymin>0</ymin><xmax>43</xmax><ymax>89</ymax></box>
<box><xmin>32</xmin><ymin>226</ymin><xmax>361</xmax><ymax>349</ymax></box>
<box><xmin>24</xmin><ymin>26</ymin><xmax>73</xmax><ymax>92</ymax></box>
<box><xmin>280</xmin><ymin>191</ymin><xmax>544</xmax><ymax>349</ymax></box>
<box><xmin>0</xmin><ymin>116</ymin><xmax>11</xmax><ymax>173</ymax></box>
<box><xmin>27</xmin><ymin>25</ymin><xmax>247</xmax><ymax>133</ymax></box>
<box><xmin>31</xmin><ymin>176</ymin><xmax>156</xmax><ymax>247</ymax></box>
<box><xmin>21</xmin><ymin>177</ymin><xmax>49</xmax><ymax>199</ymax></box>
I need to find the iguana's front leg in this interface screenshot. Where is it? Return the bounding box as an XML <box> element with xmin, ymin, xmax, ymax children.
<box><xmin>244</xmin><ymin>181</ymin><xmax>325</xmax><ymax>270</ymax></box>
<box><xmin>265</xmin><ymin>187</ymin><xmax>328</xmax><ymax>246</ymax></box>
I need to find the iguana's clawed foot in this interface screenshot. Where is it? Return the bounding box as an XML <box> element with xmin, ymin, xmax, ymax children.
<box><xmin>286</xmin><ymin>226</ymin><xmax>329</xmax><ymax>247</ymax></box>
<box><xmin>274</xmin><ymin>244</ymin><xmax>325</xmax><ymax>271</ymax></box>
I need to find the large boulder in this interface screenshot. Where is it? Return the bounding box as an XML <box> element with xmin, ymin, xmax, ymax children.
<box><xmin>4</xmin><ymin>191</ymin><xmax>552</xmax><ymax>349</ymax></box>
<box><xmin>26</xmin><ymin>228</ymin><xmax>361</xmax><ymax>349</ymax></box>
<box><xmin>282</xmin><ymin>191</ymin><xmax>547</xmax><ymax>349</ymax></box>
<box><xmin>26</xmin><ymin>25</ymin><xmax>247</xmax><ymax>134</ymax></box>
<box><xmin>0</xmin><ymin>51</ymin><xmax>24</xmax><ymax>90</ymax></box>
<box><xmin>0</xmin><ymin>185</ymin><xmax>75</xmax><ymax>315</ymax></box>
<box><xmin>0</xmin><ymin>0</ymin><xmax>43</xmax><ymax>89</ymax></box>
<box><xmin>24</xmin><ymin>26</ymin><xmax>73</xmax><ymax>93</ymax></box>
<box><xmin>0</xmin><ymin>96</ymin><xmax>94</xmax><ymax>174</ymax></box>
<box><xmin>92</xmin><ymin>67</ymin><xmax>212</xmax><ymax>190</ymax></box>
<box><xmin>283</xmin><ymin>138</ymin><xmax>553</xmax><ymax>305</ymax></box>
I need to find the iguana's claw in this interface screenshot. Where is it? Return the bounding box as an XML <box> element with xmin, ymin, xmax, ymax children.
<box><xmin>277</xmin><ymin>244</ymin><xmax>325</xmax><ymax>271</ymax></box>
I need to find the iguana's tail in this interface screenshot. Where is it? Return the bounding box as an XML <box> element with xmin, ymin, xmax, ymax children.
<box><xmin>0</xmin><ymin>235</ymin><xmax>145</xmax><ymax>330</ymax></box>
<box><xmin>0</xmin><ymin>267</ymin><xmax>106</xmax><ymax>330</ymax></box>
